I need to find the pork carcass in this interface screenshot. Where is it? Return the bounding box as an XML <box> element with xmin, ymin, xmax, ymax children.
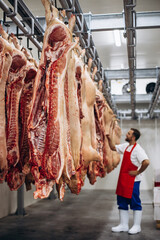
<box><xmin>0</xmin><ymin>27</ymin><xmax>27</xmax><ymax>166</ymax></box>
<box><xmin>67</xmin><ymin>52</ymin><xmax>82</xmax><ymax>171</ymax></box>
<box><xmin>19</xmin><ymin>55</ymin><xmax>37</xmax><ymax>190</ymax></box>
<box><xmin>4</xmin><ymin>34</ymin><xmax>37</xmax><ymax>190</ymax></box>
<box><xmin>87</xmin><ymin>71</ymin><xmax>106</xmax><ymax>184</ymax></box>
<box><xmin>0</xmin><ymin>36</ymin><xmax>13</xmax><ymax>182</ymax></box>
<box><xmin>0</xmin><ymin>27</ymin><xmax>28</xmax><ymax>189</ymax></box>
<box><xmin>66</xmin><ymin>49</ymin><xmax>85</xmax><ymax>194</ymax></box>
<box><xmin>81</xmin><ymin>60</ymin><xmax>102</xmax><ymax>167</ymax></box>
<box><xmin>5</xmin><ymin>44</ymin><xmax>27</xmax><ymax>169</ymax></box>
<box><xmin>93</xmin><ymin>80</ymin><xmax>120</xmax><ymax>174</ymax></box>
<box><xmin>28</xmin><ymin>0</ymin><xmax>79</xmax><ymax>199</ymax></box>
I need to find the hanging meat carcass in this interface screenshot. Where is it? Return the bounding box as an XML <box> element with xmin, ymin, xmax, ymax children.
<box><xmin>65</xmin><ymin>49</ymin><xmax>85</xmax><ymax>195</ymax></box>
<box><xmin>67</xmin><ymin>52</ymin><xmax>82</xmax><ymax>171</ymax></box>
<box><xmin>0</xmin><ymin>26</ymin><xmax>28</xmax><ymax>189</ymax></box>
<box><xmin>87</xmin><ymin>69</ymin><xmax>106</xmax><ymax>184</ymax></box>
<box><xmin>5</xmin><ymin>43</ymin><xmax>27</xmax><ymax>169</ymax></box>
<box><xmin>81</xmin><ymin>59</ymin><xmax>102</xmax><ymax>167</ymax></box>
<box><xmin>1</xmin><ymin>31</ymin><xmax>37</xmax><ymax>190</ymax></box>
<box><xmin>18</xmin><ymin>48</ymin><xmax>37</xmax><ymax>190</ymax></box>
<box><xmin>28</xmin><ymin>0</ymin><xmax>80</xmax><ymax>199</ymax></box>
<box><xmin>0</xmin><ymin>34</ymin><xmax>13</xmax><ymax>182</ymax></box>
<box><xmin>87</xmin><ymin>71</ymin><xmax>122</xmax><ymax>183</ymax></box>
<box><xmin>0</xmin><ymin>24</ymin><xmax>38</xmax><ymax>190</ymax></box>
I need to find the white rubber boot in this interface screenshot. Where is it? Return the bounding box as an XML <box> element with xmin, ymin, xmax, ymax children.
<box><xmin>112</xmin><ymin>210</ymin><xmax>129</xmax><ymax>232</ymax></box>
<box><xmin>128</xmin><ymin>210</ymin><xmax>142</xmax><ymax>234</ymax></box>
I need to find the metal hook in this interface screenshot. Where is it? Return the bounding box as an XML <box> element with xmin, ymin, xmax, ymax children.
<box><xmin>92</xmin><ymin>46</ymin><xmax>96</xmax><ymax>61</ymax></box>
<box><xmin>27</xmin><ymin>38</ymin><xmax>33</xmax><ymax>56</ymax></box>
<box><xmin>54</xmin><ymin>0</ymin><xmax>57</xmax><ymax>8</ymax></box>
<box><xmin>7</xmin><ymin>0</ymin><xmax>18</xmax><ymax>17</ymax></box>
<box><xmin>16</xmin><ymin>25</ymin><xmax>19</xmax><ymax>38</ymax></box>
<box><xmin>38</xmin><ymin>50</ymin><xmax>41</xmax><ymax>60</ymax></box>
<box><xmin>126</xmin><ymin>0</ymin><xmax>136</xmax><ymax>8</ymax></box>
<box><xmin>101</xmin><ymin>67</ymin><xmax>105</xmax><ymax>80</ymax></box>
<box><xmin>74</xmin><ymin>13</ymin><xmax>84</xmax><ymax>33</ymax></box>
<box><xmin>23</xmin><ymin>17</ymin><xmax>35</xmax><ymax>37</ymax></box>
<box><xmin>96</xmin><ymin>58</ymin><xmax>101</xmax><ymax>72</ymax></box>
<box><xmin>84</xmin><ymin>31</ymin><xmax>91</xmax><ymax>48</ymax></box>
<box><xmin>65</xmin><ymin>0</ymin><xmax>75</xmax><ymax>12</ymax></box>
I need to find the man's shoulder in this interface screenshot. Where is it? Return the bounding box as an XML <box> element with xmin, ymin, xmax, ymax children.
<box><xmin>135</xmin><ymin>143</ymin><xmax>143</xmax><ymax>149</ymax></box>
<box><xmin>135</xmin><ymin>143</ymin><xmax>145</xmax><ymax>152</ymax></box>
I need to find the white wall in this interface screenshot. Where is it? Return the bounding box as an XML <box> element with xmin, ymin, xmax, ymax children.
<box><xmin>0</xmin><ymin>182</ymin><xmax>40</xmax><ymax>218</ymax></box>
<box><xmin>83</xmin><ymin>119</ymin><xmax>160</xmax><ymax>191</ymax></box>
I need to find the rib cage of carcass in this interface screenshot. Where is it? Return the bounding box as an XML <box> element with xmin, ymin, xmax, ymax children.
<box><xmin>0</xmin><ymin>0</ymin><xmax>121</xmax><ymax>201</ymax></box>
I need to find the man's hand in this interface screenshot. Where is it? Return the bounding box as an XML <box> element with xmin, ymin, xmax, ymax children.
<box><xmin>129</xmin><ymin>159</ymin><xmax>150</xmax><ymax>177</ymax></box>
<box><xmin>129</xmin><ymin>170</ymin><xmax>139</xmax><ymax>176</ymax></box>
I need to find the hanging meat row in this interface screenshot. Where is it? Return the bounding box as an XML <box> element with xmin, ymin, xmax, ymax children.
<box><xmin>0</xmin><ymin>0</ymin><xmax>121</xmax><ymax>201</ymax></box>
<box><xmin>0</xmin><ymin>25</ymin><xmax>37</xmax><ymax>190</ymax></box>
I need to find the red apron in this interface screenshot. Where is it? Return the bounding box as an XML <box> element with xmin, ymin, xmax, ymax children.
<box><xmin>116</xmin><ymin>143</ymin><xmax>138</xmax><ymax>199</ymax></box>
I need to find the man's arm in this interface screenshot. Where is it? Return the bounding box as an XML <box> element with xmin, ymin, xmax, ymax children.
<box><xmin>129</xmin><ymin>159</ymin><xmax>150</xmax><ymax>176</ymax></box>
<box><xmin>106</xmin><ymin>134</ymin><xmax>116</xmax><ymax>151</ymax></box>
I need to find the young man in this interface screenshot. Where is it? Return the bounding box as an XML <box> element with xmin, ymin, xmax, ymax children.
<box><xmin>107</xmin><ymin>128</ymin><xmax>150</xmax><ymax>235</ymax></box>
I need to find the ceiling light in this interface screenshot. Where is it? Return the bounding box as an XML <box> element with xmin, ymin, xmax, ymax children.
<box><xmin>113</xmin><ymin>30</ymin><xmax>121</xmax><ymax>47</ymax></box>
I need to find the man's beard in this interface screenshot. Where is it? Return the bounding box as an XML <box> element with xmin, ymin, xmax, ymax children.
<box><xmin>125</xmin><ymin>137</ymin><xmax>129</xmax><ymax>142</ymax></box>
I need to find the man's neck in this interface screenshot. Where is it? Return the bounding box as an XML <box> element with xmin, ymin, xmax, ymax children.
<box><xmin>129</xmin><ymin>140</ymin><xmax>136</xmax><ymax>146</ymax></box>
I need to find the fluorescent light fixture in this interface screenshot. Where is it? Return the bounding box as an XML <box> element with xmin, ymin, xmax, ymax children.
<box><xmin>113</xmin><ymin>30</ymin><xmax>121</xmax><ymax>47</ymax></box>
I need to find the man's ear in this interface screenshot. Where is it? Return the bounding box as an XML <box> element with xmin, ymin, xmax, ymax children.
<box><xmin>132</xmin><ymin>135</ymin><xmax>136</xmax><ymax>141</ymax></box>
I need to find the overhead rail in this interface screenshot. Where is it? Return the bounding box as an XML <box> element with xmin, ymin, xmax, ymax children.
<box><xmin>123</xmin><ymin>0</ymin><xmax>137</xmax><ymax>119</ymax></box>
<box><xmin>8</xmin><ymin>0</ymin><xmax>45</xmax><ymax>42</ymax></box>
<box><xmin>5</xmin><ymin>11</ymin><xmax>160</xmax><ymax>34</ymax></box>
<box><xmin>0</xmin><ymin>0</ymin><xmax>42</xmax><ymax>51</ymax></box>
<box><xmin>148</xmin><ymin>68</ymin><xmax>160</xmax><ymax>118</ymax></box>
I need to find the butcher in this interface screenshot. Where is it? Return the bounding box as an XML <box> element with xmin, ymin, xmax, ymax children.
<box><xmin>107</xmin><ymin>128</ymin><xmax>150</xmax><ymax>235</ymax></box>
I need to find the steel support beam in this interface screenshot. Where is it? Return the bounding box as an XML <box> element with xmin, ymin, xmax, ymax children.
<box><xmin>104</xmin><ymin>68</ymin><xmax>157</xmax><ymax>80</ymax></box>
<box><xmin>123</xmin><ymin>0</ymin><xmax>136</xmax><ymax>119</ymax></box>
<box><xmin>113</xmin><ymin>94</ymin><xmax>152</xmax><ymax>104</ymax></box>
<box><xmin>83</xmin><ymin>11</ymin><xmax>160</xmax><ymax>32</ymax></box>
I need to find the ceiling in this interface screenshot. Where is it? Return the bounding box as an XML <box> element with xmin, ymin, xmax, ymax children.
<box><xmin>79</xmin><ymin>0</ymin><xmax>160</xmax><ymax>70</ymax></box>
<box><xmin>0</xmin><ymin>0</ymin><xmax>160</xmax><ymax>119</ymax></box>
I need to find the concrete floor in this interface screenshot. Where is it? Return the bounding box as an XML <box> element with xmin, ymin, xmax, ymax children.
<box><xmin>0</xmin><ymin>190</ymin><xmax>159</xmax><ymax>240</ymax></box>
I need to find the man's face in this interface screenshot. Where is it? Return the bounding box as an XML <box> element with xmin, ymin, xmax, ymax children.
<box><xmin>125</xmin><ymin>129</ymin><xmax>134</xmax><ymax>142</ymax></box>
